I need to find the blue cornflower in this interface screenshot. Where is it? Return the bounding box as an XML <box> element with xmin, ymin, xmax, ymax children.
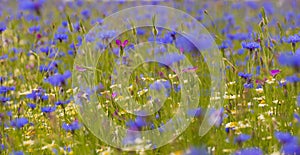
<box><xmin>0</xmin><ymin>96</ymin><xmax>10</xmax><ymax>103</ymax></box>
<box><xmin>282</xmin><ymin>143</ymin><xmax>300</xmax><ymax>155</ymax></box>
<box><xmin>81</xmin><ymin>9</ymin><xmax>91</xmax><ymax>20</ymax></box>
<box><xmin>28</xmin><ymin>25</ymin><xmax>40</xmax><ymax>33</ymax></box>
<box><xmin>209</xmin><ymin>108</ymin><xmax>225</xmax><ymax>127</ymax></box>
<box><xmin>234</xmin><ymin>147</ymin><xmax>263</xmax><ymax>155</ymax></box>
<box><xmin>44</xmin><ymin>70</ymin><xmax>71</xmax><ymax>86</ymax></box>
<box><xmin>98</xmin><ymin>30</ymin><xmax>117</xmax><ymax>40</ymax></box>
<box><xmin>185</xmin><ymin>146</ymin><xmax>208</xmax><ymax>155</ymax></box>
<box><xmin>62</xmin><ymin>21</ymin><xmax>68</xmax><ymax>27</ymax></box>
<box><xmin>175</xmin><ymin>36</ymin><xmax>197</xmax><ymax>53</ymax></box>
<box><xmin>244</xmin><ymin>82</ymin><xmax>254</xmax><ymax>89</ymax></box>
<box><xmin>242</xmin><ymin>42</ymin><xmax>260</xmax><ymax>51</ymax></box>
<box><xmin>238</xmin><ymin>72</ymin><xmax>252</xmax><ymax>79</ymax></box>
<box><xmin>0</xmin><ymin>22</ymin><xmax>6</xmax><ymax>33</ymax></box>
<box><xmin>278</xmin><ymin>52</ymin><xmax>300</xmax><ymax>68</ymax></box>
<box><xmin>27</xmin><ymin>103</ymin><xmax>36</xmax><ymax>109</ymax></box>
<box><xmin>283</xmin><ymin>35</ymin><xmax>300</xmax><ymax>44</ymax></box>
<box><xmin>286</xmin><ymin>74</ymin><xmax>300</xmax><ymax>83</ymax></box>
<box><xmin>18</xmin><ymin>0</ymin><xmax>45</xmax><ymax>14</ymax></box>
<box><xmin>54</xmin><ymin>33</ymin><xmax>68</xmax><ymax>42</ymax></box>
<box><xmin>10</xmin><ymin>151</ymin><xmax>24</xmax><ymax>155</ymax></box>
<box><xmin>90</xmin><ymin>18</ymin><xmax>103</xmax><ymax>25</ymax></box>
<box><xmin>0</xmin><ymin>144</ymin><xmax>4</xmax><ymax>151</ymax></box>
<box><xmin>234</xmin><ymin>134</ymin><xmax>251</xmax><ymax>144</ymax></box>
<box><xmin>55</xmin><ymin>100</ymin><xmax>70</xmax><ymax>106</ymax></box>
<box><xmin>297</xmin><ymin>95</ymin><xmax>300</xmax><ymax>107</ymax></box>
<box><xmin>10</xmin><ymin>118</ymin><xmax>29</xmax><ymax>129</ymax></box>
<box><xmin>41</xmin><ymin>106</ymin><xmax>56</xmax><ymax>113</ymax></box>
<box><xmin>275</xmin><ymin>131</ymin><xmax>295</xmax><ymax>144</ymax></box>
<box><xmin>62</xmin><ymin>120</ymin><xmax>81</xmax><ymax>132</ymax></box>
<box><xmin>157</xmin><ymin>53</ymin><xmax>184</xmax><ymax>66</ymax></box>
<box><xmin>26</xmin><ymin>89</ymin><xmax>47</xmax><ymax>100</ymax></box>
<box><xmin>227</xmin><ymin>33</ymin><xmax>249</xmax><ymax>41</ymax></box>
<box><xmin>0</xmin><ymin>54</ymin><xmax>8</xmax><ymax>60</ymax></box>
<box><xmin>187</xmin><ymin>108</ymin><xmax>202</xmax><ymax>117</ymax></box>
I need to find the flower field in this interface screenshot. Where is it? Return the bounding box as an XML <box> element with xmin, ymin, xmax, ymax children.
<box><xmin>1</xmin><ymin>0</ymin><xmax>300</xmax><ymax>154</ymax></box>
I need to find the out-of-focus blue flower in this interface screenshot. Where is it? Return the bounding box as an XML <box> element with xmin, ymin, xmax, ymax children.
<box><xmin>28</xmin><ymin>25</ymin><xmax>40</xmax><ymax>33</ymax></box>
<box><xmin>278</xmin><ymin>52</ymin><xmax>300</xmax><ymax>68</ymax></box>
<box><xmin>242</xmin><ymin>42</ymin><xmax>260</xmax><ymax>51</ymax></box>
<box><xmin>244</xmin><ymin>82</ymin><xmax>254</xmax><ymax>89</ymax></box>
<box><xmin>286</xmin><ymin>74</ymin><xmax>300</xmax><ymax>83</ymax></box>
<box><xmin>41</xmin><ymin>106</ymin><xmax>56</xmax><ymax>113</ymax></box>
<box><xmin>0</xmin><ymin>86</ymin><xmax>15</xmax><ymax>94</ymax></box>
<box><xmin>227</xmin><ymin>33</ymin><xmax>249</xmax><ymax>41</ymax></box>
<box><xmin>185</xmin><ymin>146</ymin><xmax>208</xmax><ymax>155</ymax></box>
<box><xmin>0</xmin><ymin>54</ymin><xmax>8</xmax><ymax>60</ymax></box>
<box><xmin>234</xmin><ymin>134</ymin><xmax>251</xmax><ymax>144</ymax></box>
<box><xmin>0</xmin><ymin>22</ymin><xmax>6</xmax><ymax>33</ymax></box>
<box><xmin>10</xmin><ymin>118</ymin><xmax>29</xmax><ymax>129</ymax></box>
<box><xmin>18</xmin><ymin>0</ymin><xmax>45</xmax><ymax>13</ymax></box>
<box><xmin>62</xmin><ymin>21</ymin><xmax>68</xmax><ymax>27</ymax></box>
<box><xmin>282</xmin><ymin>143</ymin><xmax>300</xmax><ymax>155</ymax></box>
<box><xmin>275</xmin><ymin>131</ymin><xmax>295</xmax><ymax>144</ymax></box>
<box><xmin>91</xmin><ymin>18</ymin><xmax>103</xmax><ymax>25</ymax></box>
<box><xmin>238</xmin><ymin>72</ymin><xmax>252</xmax><ymax>80</ymax></box>
<box><xmin>156</xmin><ymin>53</ymin><xmax>184</xmax><ymax>66</ymax></box>
<box><xmin>55</xmin><ymin>100</ymin><xmax>70</xmax><ymax>106</ymax></box>
<box><xmin>27</xmin><ymin>103</ymin><xmax>36</xmax><ymax>109</ymax></box>
<box><xmin>135</xmin><ymin>116</ymin><xmax>147</xmax><ymax>128</ymax></box>
<box><xmin>54</xmin><ymin>33</ymin><xmax>68</xmax><ymax>42</ymax></box>
<box><xmin>175</xmin><ymin>36</ymin><xmax>197</xmax><ymax>52</ymax></box>
<box><xmin>44</xmin><ymin>70</ymin><xmax>71</xmax><ymax>86</ymax></box>
<box><xmin>234</xmin><ymin>147</ymin><xmax>263</xmax><ymax>155</ymax></box>
<box><xmin>0</xmin><ymin>96</ymin><xmax>11</xmax><ymax>103</ymax></box>
<box><xmin>283</xmin><ymin>35</ymin><xmax>300</xmax><ymax>44</ymax></box>
<box><xmin>81</xmin><ymin>9</ymin><xmax>91</xmax><ymax>20</ymax></box>
<box><xmin>62</xmin><ymin>120</ymin><xmax>81</xmax><ymax>132</ymax></box>
<box><xmin>209</xmin><ymin>108</ymin><xmax>225</xmax><ymax>127</ymax></box>
<box><xmin>187</xmin><ymin>108</ymin><xmax>202</xmax><ymax>117</ymax></box>
<box><xmin>263</xmin><ymin>2</ymin><xmax>274</xmax><ymax>15</ymax></box>
<box><xmin>10</xmin><ymin>151</ymin><xmax>24</xmax><ymax>155</ymax></box>
<box><xmin>98</xmin><ymin>30</ymin><xmax>116</xmax><ymax>40</ymax></box>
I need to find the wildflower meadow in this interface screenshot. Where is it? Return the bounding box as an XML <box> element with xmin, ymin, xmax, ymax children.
<box><xmin>1</xmin><ymin>0</ymin><xmax>300</xmax><ymax>154</ymax></box>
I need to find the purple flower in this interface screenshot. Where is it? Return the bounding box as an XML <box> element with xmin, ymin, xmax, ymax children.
<box><xmin>116</xmin><ymin>39</ymin><xmax>128</xmax><ymax>48</ymax></box>
<box><xmin>270</xmin><ymin>69</ymin><xmax>280</xmax><ymax>77</ymax></box>
<box><xmin>234</xmin><ymin>134</ymin><xmax>251</xmax><ymax>144</ymax></box>
<box><xmin>10</xmin><ymin>118</ymin><xmax>29</xmax><ymax>129</ymax></box>
<box><xmin>62</xmin><ymin>120</ymin><xmax>81</xmax><ymax>132</ymax></box>
<box><xmin>234</xmin><ymin>147</ymin><xmax>263</xmax><ymax>155</ymax></box>
<box><xmin>242</xmin><ymin>42</ymin><xmax>260</xmax><ymax>51</ymax></box>
<box><xmin>41</xmin><ymin>106</ymin><xmax>56</xmax><ymax>113</ymax></box>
